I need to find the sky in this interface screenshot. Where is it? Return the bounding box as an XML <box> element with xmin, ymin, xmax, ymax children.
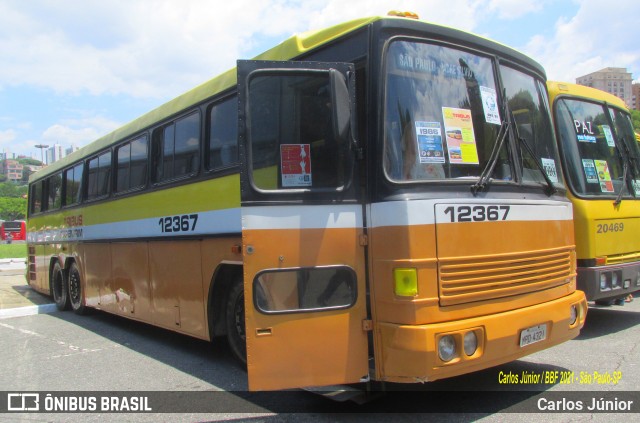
<box><xmin>1</xmin><ymin>0</ymin><xmax>639</xmax><ymax>160</ymax></box>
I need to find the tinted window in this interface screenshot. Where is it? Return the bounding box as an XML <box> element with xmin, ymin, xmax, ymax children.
<box><xmin>116</xmin><ymin>135</ymin><xmax>148</xmax><ymax>192</ymax></box>
<box><xmin>207</xmin><ymin>99</ymin><xmax>238</xmax><ymax>170</ymax></box>
<box><xmin>64</xmin><ymin>163</ymin><xmax>84</xmax><ymax>206</ymax></box>
<box><xmin>47</xmin><ymin>173</ymin><xmax>63</xmax><ymax>210</ymax></box>
<box><xmin>152</xmin><ymin>112</ymin><xmax>200</xmax><ymax>182</ymax></box>
<box><xmin>30</xmin><ymin>181</ymin><xmax>43</xmax><ymax>214</ymax></box>
<box><xmin>87</xmin><ymin>151</ymin><xmax>112</xmax><ymax>200</ymax></box>
<box><xmin>247</xmin><ymin>73</ymin><xmax>347</xmax><ymax>190</ymax></box>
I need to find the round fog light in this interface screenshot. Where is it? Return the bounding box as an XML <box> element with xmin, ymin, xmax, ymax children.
<box><xmin>438</xmin><ymin>335</ymin><xmax>456</xmax><ymax>362</ymax></box>
<box><xmin>569</xmin><ymin>305</ymin><xmax>578</xmax><ymax>326</ymax></box>
<box><xmin>464</xmin><ymin>331</ymin><xmax>478</xmax><ymax>356</ymax></box>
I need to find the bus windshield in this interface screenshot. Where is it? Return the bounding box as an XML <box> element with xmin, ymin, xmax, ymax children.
<box><xmin>383</xmin><ymin>40</ymin><xmax>561</xmax><ymax>188</ymax></box>
<box><xmin>554</xmin><ymin>98</ymin><xmax>640</xmax><ymax>197</ymax></box>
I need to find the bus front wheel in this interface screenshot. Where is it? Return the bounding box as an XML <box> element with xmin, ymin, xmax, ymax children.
<box><xmin>225</xmin><ymin>277</ymin><xmax>247</xmax><ymax>365</ymax></box>
<box><xmin>51</xmin><ymin>262</ymin><xmax>70</xmax><ymax>311</ymax></box>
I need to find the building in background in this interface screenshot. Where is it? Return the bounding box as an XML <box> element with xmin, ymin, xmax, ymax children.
<box><xmin>631</xmin><ymin>83</ymin><xmax>640</xmax><ymax>111</ymax></box>
<box><xmin>1</xmin><ymin>160</ymin><xmax>24</xmax><ymax>182</ymax></box>
<box><xmin>46</xmin><ymin>144</ymin><xmax>65</xmax><ymax>165</ymax></box>
<box><xmin>66</xmin><ymin>144</ymin><xmax>79</xmax><ymax>156</ymax></box>
<box><xmin>576</xmin><ymin>67</ymin><xmax>632</xmax><ymax>107</ymax></box>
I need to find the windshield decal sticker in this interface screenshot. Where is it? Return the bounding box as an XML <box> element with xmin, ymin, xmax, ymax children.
<box><xmin>415</xmin><ymin>121</ymin><xmax>445</xmax><ymax>163</ymax></box>
<box><xmin>600</xmin><ymin>124</ymin><xmax>615</xmax><ymax>147</ymax></box>
<box><xmin>582</xmin><ymin>159</ymin><xmax>599</xmax><ymax>184</ymax></box>
<box><xmin>480</xmin><ymin>86</ymin><xmax>501</xmax><ymax>125</ymax></box>
<box><xmin>574</xmin><ymin>120</ymin><xmax>596</xmax><ymax>143</ymax></box>
<box><xmin>541</xmin><ymin>158</ymin><xmax>559</xmax><ymax>183</ymax></box>
<box><xmin>594</xmin><ymin>160</ymin><xmax>614</xmax><ymax>192</ymax></box>
<box><xmin>280</xmin><ymin>144</ymin><xmax>312</xmax><ymax>187</ymax></box>
<box><xmin>442</xmin><ymin>107</ymin><xmax>479</xmax><ymax>164</ymax></box>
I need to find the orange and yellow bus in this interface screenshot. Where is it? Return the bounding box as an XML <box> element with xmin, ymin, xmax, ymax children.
<box><xmin>27</xmin><ymin>13</ymin><xmax>586</xmax><ymax>391</ymax></box>
<box><xmin>548</xmin><ymin>81</ymin><xmax>640</xmax><ymax>305</ymax></box>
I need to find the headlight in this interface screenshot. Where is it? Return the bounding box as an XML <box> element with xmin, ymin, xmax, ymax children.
<box><xmin>464</xmin><ymin>331</ymin><xmax>478</xmax><ymax>356</ymax></box>
<box><xmin>438</xmin><ymin>335</ymin><xmax>456</xmax><ymax>362</ymax></box>
<box><xmin>600</xmin><ymin>273</ymin><xmax>608</xmax><ymax>290</ymax></box>
<box><xmin>612</xmin><ymin>272</ymin><xmax>619</xmax><ymax>288</ymax></box>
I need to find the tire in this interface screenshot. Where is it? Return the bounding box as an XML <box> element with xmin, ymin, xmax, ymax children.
<box><xmin>51</xmin><ymin>262</ymin><xmax>70</xmax><ymax>311</ymax></box>
<box><xmin>225</xmin><ymin>277</ymin><xmax>247</xmax><ymax>365</ymax></box>
<box><xmin>67</xmin><ymin>262</ymin><xmax>87</xmax><ymax>315</ymax></box>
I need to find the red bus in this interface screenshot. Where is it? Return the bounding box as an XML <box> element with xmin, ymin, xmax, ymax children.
<box><xmin>1</xmin><ymin>220</ymin><xmax>26</xmax><ymax>242</ymax></box>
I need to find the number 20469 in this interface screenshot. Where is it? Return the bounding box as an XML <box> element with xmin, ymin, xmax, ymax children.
<box><xmin>443</xmin><ymin>205</ymin><xmax>511</xmax><ymax>222</ymax></box>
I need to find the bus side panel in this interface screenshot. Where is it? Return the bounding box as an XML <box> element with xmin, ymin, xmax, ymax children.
<box><xmin>83</xmin><ymin>243</ymin><xmax>113</xmax><ymax>311</ymax></box>
<box><xmin>111</xmin><ymin>242</ymin><xmax>151</xmax><ymax>321</ymax></box>
<box><xmin>149</xmin><ymin>241</ymin><xmax>206</xmax><ymax>339</ymax></box>
<box><xmin>31</xmin><ymin>244</ymin><xmax>49</xmax><ymax>295</ymax></box>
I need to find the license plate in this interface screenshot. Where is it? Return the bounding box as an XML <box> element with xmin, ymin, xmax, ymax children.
<box><xmin>519</xmin><ymin>324</ymin><xmax>547</xmax><ymax>347</ymax></box>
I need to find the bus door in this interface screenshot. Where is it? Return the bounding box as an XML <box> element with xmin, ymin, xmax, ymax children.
<box><xmin>237</xmin><ymin>60</ymin><xmax>369</xmax><ymax>391</ymax></box>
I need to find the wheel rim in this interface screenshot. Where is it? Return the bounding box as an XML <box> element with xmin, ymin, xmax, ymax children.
<box><xmin>234</xmin><ymin>292</ymin><xmax>246</xmax><ymax>341</ymax></box>
<box><xmin>53</xmin><ymin>270</ymin><xmax>63</xmax><ymax>300</ymax></box>
<box><xmin>69</xmin><ymin>269</ymin><xmax>80</xmax><ymax>305</ymax></box>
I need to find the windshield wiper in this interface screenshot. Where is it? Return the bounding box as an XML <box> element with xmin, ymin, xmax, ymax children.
<box><xmin>471</xmin><ymin>118</ymin><xmax>509</xmax><ymax>195</ymax></box>
<box><xmin>614</xmin><ymin>158</ymin><xmax>628</xmax><ymax>206</ymax></box>
<box><xmin>509</xmin><ymin>108</ymin><xmax>556</xmax><ymax>196</ymax></box>
<box><xmin>514</xmin><ymin>134</ymin><xmax>557</xmax><ymax>196</ymax></box>
<box><xmin>613</xmin><ymin>137</ymin><xmax>637</xmax><ymax>206</ymax></box>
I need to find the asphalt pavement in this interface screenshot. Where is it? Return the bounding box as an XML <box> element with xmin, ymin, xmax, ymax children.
<box><xmin>0</xmin><ymin>258</ymin><xmax>56</xmax><ymax>319</ymax></box>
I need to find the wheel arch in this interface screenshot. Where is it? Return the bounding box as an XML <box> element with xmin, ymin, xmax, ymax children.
<box><xmin>207</xmin><ymin>263</ymin><xmax>243</xmax><ymax>340</ymax></box>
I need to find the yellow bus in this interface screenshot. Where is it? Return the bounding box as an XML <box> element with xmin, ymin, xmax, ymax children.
<box><xmin>548</xmin><ymin>81</ymin><xmax>640</xmax><ymax>305</ymax></box>
<box><xmin>27</xmin><ymin>13</ymin><xmax>586</xmax><ymax>391</ymax></box>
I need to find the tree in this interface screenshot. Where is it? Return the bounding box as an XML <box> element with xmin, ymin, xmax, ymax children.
<box><xmin>0</xmin><ymin>182</ymin><xmax>27</xmax><ymax>198</ymax></box>
<box><xmin>17</xmin><ymin>158</ymin><xmax>43</xmax><ymax>166</ymax></box>
<box><xmin>630</xmin><ymin>109</ymin><xmax>640</xmax><ymax>133</ymax></box>
<box><xmin>0</xmin><ymin>197</ymin><xmax>26</xmax><ymax>220</ymax></box>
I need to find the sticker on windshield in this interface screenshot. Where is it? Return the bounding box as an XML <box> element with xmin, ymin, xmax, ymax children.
<box><xmin>594</xmin><ymin>160</ymin><xmax>614</xmax><ymax>192</ymax></box>
<box><xmin>280</xmin><ymin>144</ymin><xmax>312</xmax><ymax>187</ymax></box>
<box><xmin>541</xmin><ymin>158</ymin><xmax>559</xmax><ymax>183</ymax></box>
<box><xmin>633</xmin><ymin>180</ymin><xmax>640</xmax><ymax>196</ymax></box>
<box><xmin>574</xmin><ymin>120</ymin><xmax>596</xmax><ymax>143</ymax></box>
<box><xmin>582</xmin><ymin>159</ymin><xmax>599</xmax><ymax>184</ymax></box>
<box><xmin>415</xmin><ymin>121</ymin><xmax>445</xmax><ymax>163</ymax></box>
<box><xmin>442</xmin><ymin>107</ymin><xmax>479</xmax><ymax>164</ymax></box>
<box><xmin>480</xmin><ymin>86</ymin><xmax>501</xmax><ymax>125</ymax></box>
<box><xmin>600</xmin><ymin>125</ymin><xmax>615</xmax><ymax>147</ymax></box>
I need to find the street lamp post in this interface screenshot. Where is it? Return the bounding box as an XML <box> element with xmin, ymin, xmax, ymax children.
<box><xmin>34</xmin><ymin>144</ymin><xmax>49</xmax><ymax>166</ymax></box>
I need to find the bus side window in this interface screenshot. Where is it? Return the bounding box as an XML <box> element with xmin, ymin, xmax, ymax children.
<box><xmin>207</xmin><ymin>98</ymin><xmax>238</xmax><ymax>170</ymax></box>
<box><xmin>63</xmin><ymin>162</ymin><xmax>84</xmax><ymax>206</ymax></box>
<box><xmin>30</xmin><ymin>181</ymin><xmax>43</xmax><ymax>214</ymax></box>
<box><xmin>47</xmin><ymin>173</ymin><xmax>62</xmax><ymax>210</ymax></box>
<box><xmin>116</xmin><ymin>135</ymin><xmax>148</xmax><ymax>193</ymax></box>
<box><xmin>152</xmin><ymin>112</ymin><xmax>200</xmax><ymax>183</ymax></box>
<box><xmin>86</xmin><ymin>151</ymin><xmax>112</xmax><ymax>201</ymax></box>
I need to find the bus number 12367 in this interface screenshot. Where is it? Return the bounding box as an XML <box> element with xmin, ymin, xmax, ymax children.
<box><xmin>158</xmin><ymin>214</ymin><xmax>199</xmax><ymax>233</ymax></box>
<box><xmin>443</xmin><ymin>205</ymin><xmax>511</xmax><ymax>223</ymax></box>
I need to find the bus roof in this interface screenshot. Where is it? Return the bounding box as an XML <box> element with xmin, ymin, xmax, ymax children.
<box><xmin>31</xmin><ymin>14</ymin><xmax>543</xmax><ymax>182</ymax></box>
<box><xmin>547</xmin><ymin>80</ymin><xmax>629</xmax><ymax>111</ymax></box>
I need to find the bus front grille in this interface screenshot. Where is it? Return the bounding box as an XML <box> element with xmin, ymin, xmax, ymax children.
<box><xmin>605</xmin><ymin>251</ymin><xmax>640</xmax><ymax>265</ymax></box>
<box><xmin>438</xmin><ymin>247</ymin><xmax>573</xmax><ymax>306</ymax></box>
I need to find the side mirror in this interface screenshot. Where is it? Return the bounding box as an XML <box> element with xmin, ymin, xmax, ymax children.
<box><xmin>330</xmin><ymin>69</ymin><xmax>351</xmax><ymax>144</ymax></box>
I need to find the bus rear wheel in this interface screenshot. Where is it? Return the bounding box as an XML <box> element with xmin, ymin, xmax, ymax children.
<box><xmin>225</xmin><ymin>278</ymin><xmax>247</xmax><ymax>365</ymax></box>
<box><xmin>51</xmin><ymin>262</ymin><xmax>70</xmax><ymax>311</ymax></box>
<box><xmin>67</xmin><ymin>262</ymin><xmax>87</xmax><ymax>315</ymax></box>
